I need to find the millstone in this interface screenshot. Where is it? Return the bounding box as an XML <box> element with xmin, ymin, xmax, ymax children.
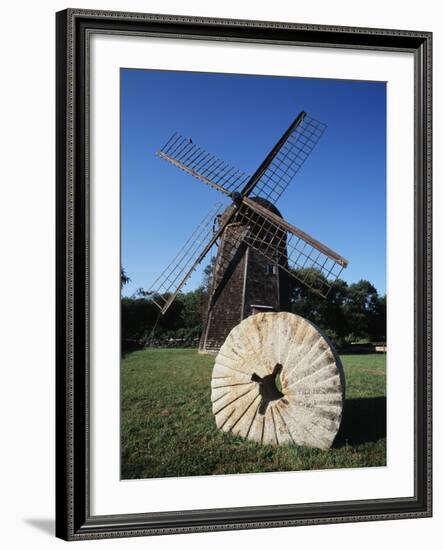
<box><xmin>211</xmin><ymin>312</ymin><xmax>345</xmax><ymax>449</ymax></box>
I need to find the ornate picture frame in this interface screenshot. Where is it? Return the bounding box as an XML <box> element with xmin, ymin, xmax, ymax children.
<box><xmin>55</xmin><ymin>8</ymin><xmax>432</xmax><ymax>540</ymax></box>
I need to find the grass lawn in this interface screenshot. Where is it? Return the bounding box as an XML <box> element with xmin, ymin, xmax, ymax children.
<box><xmin>121</xmin><ymin>349</ymin><xmax>386</xmax><ymax>479</ymax></box>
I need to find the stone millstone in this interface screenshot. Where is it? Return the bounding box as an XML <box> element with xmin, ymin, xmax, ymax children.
<box><xmin>211</xmin><ymin>312</ymin><xmax>345</xmax><ymax>450</ymax></box>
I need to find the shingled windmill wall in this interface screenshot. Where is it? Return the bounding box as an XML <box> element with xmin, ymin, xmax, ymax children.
<box><xmin>199</xmin><ymin>198</ymin><xmax>291</xmax><ymax>355</ymax></box>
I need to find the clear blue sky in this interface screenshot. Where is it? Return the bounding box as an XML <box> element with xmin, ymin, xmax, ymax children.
<box><xmin>121</xmin><ymin>68</ymin><xmax>386</xmax><ymax>297</ymax></box>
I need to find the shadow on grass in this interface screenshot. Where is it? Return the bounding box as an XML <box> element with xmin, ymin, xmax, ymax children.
<box><xmin>334</xmin><ymin>396</ymin><xmax>386</xmax><ymax>447</ymax></box>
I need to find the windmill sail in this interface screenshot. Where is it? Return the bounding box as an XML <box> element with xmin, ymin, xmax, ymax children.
<box><xmin>237</xmin><ymin>197</ymin><xmax>348</xmax><ymax>297</ymax></box>
<box><xmin>157</xmin><ymin>112</ymin><xmax>326</xmax><ymax>207</ymax></box>
<box><xmin>246</xmin><ymin>113</ymin><xmax>327</xmax><ymax>205</ymax></box>
<box><xmin>157</xmin><ymin>133</ymin><xmax>250</xmax><ymax>196</ymax></box>
<box><xmin>150</xmin><ymin>110</ymin><xmax>346</xmax><ymax>311</ymax></box>
<box><xmin>146</xmin><ymin>203</ymin><xmax>225</xmax><ymax>314</ymax></box>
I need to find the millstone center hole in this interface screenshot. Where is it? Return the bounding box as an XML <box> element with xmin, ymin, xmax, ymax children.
<box><xmin>251</xmin><ymin>363</ymin><xmax>285</xmax><ymax>415</ymax></box>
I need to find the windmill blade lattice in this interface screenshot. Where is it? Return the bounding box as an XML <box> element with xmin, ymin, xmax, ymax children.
<box><xmin>146</xmin><ymin>203</ymin><xmax>225</xmax><ymax>313</ymax></box>
<box><xmin>148</xmin><ymin>110</ymin><xmax>348</xmax><ymax>313</ymax></box>
<box><xmin>250</xmin><ymin>114</ymin><xmax>327</xmax><ymax>205</ymax></box>
<box><xmin>157</xmin><ymin>133</ymin><xmax>250</xmax><ymax>196</ymax></box>
<box><xmin>235</xmin><ymin>199</ymin><xmax>347</xmax><ymax>298</ymax></box>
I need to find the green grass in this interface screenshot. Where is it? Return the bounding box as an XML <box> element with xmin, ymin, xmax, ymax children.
<box><xmin>121</xmin><ymin>349</ymin><xmax>386</xmax><ymax>479</ymax></box>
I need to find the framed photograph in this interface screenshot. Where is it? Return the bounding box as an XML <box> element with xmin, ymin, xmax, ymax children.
<box><xmin>55</xmin><ymin>8</ymin><xmax>432</xmax><ymax>540</ymax></box>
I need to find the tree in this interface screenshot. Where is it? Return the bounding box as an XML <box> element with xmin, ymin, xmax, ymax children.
<box><xmin>195</xmin><ymin>256</ymin><xmax>216</xmax><ymax>324</ymax></box>
<box><xmin>290</xmin><ymin>268</ymin><xmax>350</xmax><ymax>347</ymax></box>
<box><xmin>121</xmin><ymin>264</ymin><xmax>386</xmax><ymax>351</ymax></box>
<box><xmin>202</xmin><ymin>256</ymin><xmax>216</xmax><ymax>293</ymax></box>
<box><xmin>368</xmin><ymin>293</ymin><xmax>386</xmax><ymax>342</ymax></box>
<box><xmin>177</xmin><ymin>289</ymin><xmax>205</xmax><ymax>333</ymax></box>
<box><xmin>121</xmin><ymin>267</ymin><xmax>130</xmax><ymax>289</ymax></box>
<box><xmin>319</xmin><ymin>278</ymin><xmax>350</xmax><ymax>347</ymax></box>
<box><xmin>344</xmin><ymin>280</ymin><xmax>381</xmax><ymax>341</ymax></box>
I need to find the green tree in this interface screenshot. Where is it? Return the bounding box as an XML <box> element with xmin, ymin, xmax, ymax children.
<box><xmin>344</xmin><ymin>280</ymin><xmax>381</xmax><ymax>341</ymax></box>
<box><xmin>290</xmin><ymin>268</ymin><xmax>350</xmax><ymax>347</ymax></box>
<box><xmin>121</xmin><ymin>267</ymin><xmax>130</xmax><ymax>289</ymax></box>
<box><xmin>177</xmin><ymin>289</ymin><xmax>205</xmax><ymax>333</ymax></box>
<box><xmin>121</xmin><ymin>264</ymin><xmax>386</xmax><ymax>351</ymax></box>
<box><xmin>368</xmin><ymin>293</ymin><xmax>386</xmax><ymax>342</ymax></box>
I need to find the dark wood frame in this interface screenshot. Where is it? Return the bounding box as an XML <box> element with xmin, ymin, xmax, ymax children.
<box><xmin>56</xmin><ymin>8</ymin><xmax>432</xmax><ymax>541</ymax></box>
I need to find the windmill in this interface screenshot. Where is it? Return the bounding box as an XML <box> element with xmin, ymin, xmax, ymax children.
<box><xmin>147</xmin><ymin>111</ymin><xmax>349</xmax><ymax>353</ymax></box>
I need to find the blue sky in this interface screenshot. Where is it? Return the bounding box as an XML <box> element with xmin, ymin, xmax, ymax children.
<box><xmin>121</xmin><ymin>69</ymin><xmax>386</xmax><ymax>297</ymax></box>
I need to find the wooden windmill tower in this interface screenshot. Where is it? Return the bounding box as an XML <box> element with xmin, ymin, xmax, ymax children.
<box><xmin>147</xmin><ymin>111</ymin><xmax>349</xmax><ymax>353</ymax></box>
<box><xmin>199</xmin><ymin>197</ymin><xmax>292</xmax><ymax>353</ymax></box>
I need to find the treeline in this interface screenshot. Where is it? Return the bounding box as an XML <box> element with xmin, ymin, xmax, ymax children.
<box><xmin>122</xmin><ymin>289</ymin><xmax>208</xmax><ymax>350</ymax></box>
<box><xmin>291</xmin><ymin>277</ymin><xmax>386</xmax><ymax>349</ymax></box>
<box><xmin>121</xmin><ymin>268</ymin><xmax>386</xmax><ymax>351</ymax></box>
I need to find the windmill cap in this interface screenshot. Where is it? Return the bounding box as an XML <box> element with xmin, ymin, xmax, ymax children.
<box><xmin>226</xmin><ymin>194</ymin><xmax>284</xmax><ymax>218</ymax></box>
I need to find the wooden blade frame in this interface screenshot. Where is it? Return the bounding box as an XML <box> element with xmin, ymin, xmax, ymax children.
<box><xmin>146</xmin><ymin>203</ymin><xmax>225</xmax><ymax>313</ymax></box>
<box><xmin>238</xmin><ymin>197</ymin><xmax>348</xmax><ymax>297</ymax></box>
<box><xmin>157</xmin><ymin>133</ymin><xmax>248</xmax><ymax>196</ymax></box>
<box><xmin>147</xmin><ymin>199</ymin><xmax>252</xmax><ymax>314</ymax></box>
<box><xmin>240</xmin><ymin>110</ymin><xmax>308</xmax><ymax>198</ymax></box>
<box><xmin>247</xmin><ymin>113</ymin><xmax>327</xmax><ymax>204</ymax></box>
<box><xmin>151</xmin><ymin>110</ymin><xmax>346</xmax><ymax>310</ymax></box>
